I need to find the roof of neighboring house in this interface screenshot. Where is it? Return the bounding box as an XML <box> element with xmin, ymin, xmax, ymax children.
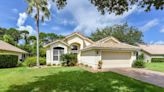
<box><xmin>82</xmin><ymin>36</ymin><xmax>139</xmax><ymax>51</ymax></box>
<box><xmin>44</xmin><ymin>32</ymin><xmax>94</xmax><ymax>47</ymax></box>
<box><xmin>0</xmin><ymin>40</ymin><xmax>27</xmax><ymax>54</ymax></box>
<box><xmin>139</xmin><ymin>44</ymin><xmax>164</xmax><ymax>55</ymax></box>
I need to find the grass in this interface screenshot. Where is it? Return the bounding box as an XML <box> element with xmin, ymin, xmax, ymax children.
<box><xmin>0</xmin><ymin>67</ymin><xmax>164</xmax><ymax>92</ymax></box>
<box><xmin>145</xmin><ymin>62</ymin><xmax>164</xmax><ymax>72</ymax></box>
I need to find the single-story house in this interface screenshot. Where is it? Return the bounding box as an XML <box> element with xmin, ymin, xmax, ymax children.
<box><xmin>0</xmin><ymin>40</ymin><xmax>27</xmax><ymax>61</ymax></box>
<box><xmin>138</xmin><ymin>44</ymin><xmax>164</xmax><ymax>62</ymax></box>
<box><xmin>44</xmin><ymin>32</ymin><xmax>139</xmax><ymax>69</ymax></box>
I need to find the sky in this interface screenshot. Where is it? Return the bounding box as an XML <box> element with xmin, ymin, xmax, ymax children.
<box><xmin>0</xmin><ymin>0</ymin><xmax>164</xmax><ymax>44</ymax></box>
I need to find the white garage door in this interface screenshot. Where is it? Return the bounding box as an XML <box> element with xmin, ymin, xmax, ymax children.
<box><xmin>102</xmin><ymin>51</ymin><xmax>132</xmax><ymax>68</ymax></box>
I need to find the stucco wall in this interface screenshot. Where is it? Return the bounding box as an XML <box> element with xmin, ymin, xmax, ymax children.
<box><xmin>46</xmin><ymin>42</ymin><xmax>68</xmax><ymax>65</ymax></box>
<box><xmin>138</xmin><ymin>51</ymin><xmax>164</xmax><ymax>62</ymax></box>
<box><xmin>80</xmin><ymin>50</ymin><xmax>101</xmax><ymax>69</ymax></box>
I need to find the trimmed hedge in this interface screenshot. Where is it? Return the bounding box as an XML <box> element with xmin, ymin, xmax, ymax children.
<box><xmin>151</xmin><ymin>58</ymin><xmax>164</xmax><ymax>62</ymax></box>
<box><xmin>23</xmin><ymin>56</ymin><xmax>46</xmax><ymax>67</ymax></box>
<box><xmin>0</xmin><ymin>55</ymin><xmax>18</xmax><ymax>68</ymax></box>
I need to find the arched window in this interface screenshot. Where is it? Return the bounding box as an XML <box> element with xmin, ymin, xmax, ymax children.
<box><xmin>71</xmin><ymin>45</ymin><xmax>78</xmax><ymax>50</ymax></box>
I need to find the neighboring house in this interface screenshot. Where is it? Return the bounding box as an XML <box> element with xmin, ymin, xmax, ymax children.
<box><xmin>0</xmin><ymin>40</ymin><xmax>27</xmax><ymax>61</ymax></box>
<box><xmin>44</xmin><ymin>32</ymin><xmax>139</xmax><ymax>69</ymax></box>
<box><xmin>139</xmin><ymin>44</ymin><xmax>164</xmax><ymax>62</ymax></box>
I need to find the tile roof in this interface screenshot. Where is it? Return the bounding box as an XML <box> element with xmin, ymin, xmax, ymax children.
<box><xmin>0</xmin><ymin>40</ymin><xmax>27</xmax><ymax>53</ymax></box>
<box><xmin>82</xmin><ymin>36</ymin><xmax>139</xmax><ymax>51</ymax></box>
<box><xmin>139</xmin><ymin>44</ymin><xmax>164</xmax><ymax>55</ymax></box>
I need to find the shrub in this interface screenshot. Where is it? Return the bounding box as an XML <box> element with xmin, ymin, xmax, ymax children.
<box><xmin>151</xmin><ymin>58</ymin><xmax>164</xmax><ymax>62</ymax></box>
<box><xmin>60</xmin><ymin>53</ymin><xmax>77</xmax><ymax>66</ymax></box>
<box><xmin>133</xmin><ymin>60</ymin><xmax>145</xmax><ymax>68</ymax></box>
<box><xmin>98</xmin><ymin>60</ymin><xmax>103</xmax><ymax>69</ymax></box>
<box><xmin>0</xmin><ymin>55</ymin><xmax>18</xmax><ymax>68</ymax></box>
<box><xmin>23</xmin><ymin>56</ymin><xmax>46</xmax><ymax>67</ymax></box>
<box><xmin>137</xmin><ymin>53</ymin><xmax>144</xmax><ymax>60</ymax></box>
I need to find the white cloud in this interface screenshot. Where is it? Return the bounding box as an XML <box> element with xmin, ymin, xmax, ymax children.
<box><xmin>150</xmin><ymin>40</ymin><xmax>164</xmax><ymax>45</ymax></box>
<box><xmin>140</xmin><ymin>19</ymin><xmax>159</xmax><ymax>32</ymax></box>
<box><xmin>160</xmin><ymin>28</ymin><xmax>164</xmax><ymax>33</ymax></box>
<box><xmin>12</xmin><ymin>8</ymin><xmax>19</xmax><ymax>13</ymax></box>
<box><xmin>17</xmin><ymin>12</ymin><xmax>35</xmax><ymax>35</ymax></box>
<box><xmin>18</xmin><ymin>25</ymin><xmax>35</xmax><ymax>35</ymax></box>
<box><xmin>61</xmin><ymin>19</ymin><xmax>76</xmax><ymax>26</ymax></box>
<box><xmin>17</xmin><ymin>12</ymin><xmax>28</xmax><ymax>27</ymax></box>
<box><xmin>51</xmin><ymin>26</ymin><xmax>61</xmax><ymax>31</ymax></box>
<box><xmin>55</xmin><ymin>0</ymin><xmax>137</xmax><ymax>35</ymax></box>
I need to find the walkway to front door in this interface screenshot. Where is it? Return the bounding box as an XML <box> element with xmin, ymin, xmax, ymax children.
<box><xmin>108</xmin><ymin>68</ymin><xmax>164</xmax><ymax>88</ymax></box>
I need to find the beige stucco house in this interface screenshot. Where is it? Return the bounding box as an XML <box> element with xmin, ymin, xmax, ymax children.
<box><xmin>0</xmin><ymin>40</ymin><xmax>27</xmax><ymax>61</ymax></box>
<box><xmin>139</xmin><ymin>44</ymin><xmax>164</xmax><ymax>62</ymax></box>
<box><xmin>45</xmin><ymin>32</ymin><xmax>139</xmax><ymax>69</ymax></box>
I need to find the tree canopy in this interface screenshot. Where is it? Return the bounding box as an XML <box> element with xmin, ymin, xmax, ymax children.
<box><xmin>54</xmin><ymin>0</ymin><xmax>164</xmax><ymax>15</ymax></box>
<box><xmin>89</xmin><ymin>23</ymin><xmax>143</xmax><ymax>45</ymax></box>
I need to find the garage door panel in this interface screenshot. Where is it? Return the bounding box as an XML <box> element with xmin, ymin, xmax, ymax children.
<box><xmin>102</xmin><ymin>51</ymin><xmax>131</xmax><ymax>68</ymax></box>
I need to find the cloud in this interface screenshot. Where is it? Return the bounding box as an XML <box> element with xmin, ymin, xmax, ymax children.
<box><xmin>150</xmin><ymin>40</ymin><xmax>164</xmax><ymax>45</ymax></box>
<box><xmin>17</xmin><ymin>12</ymin><xmax>35</xmax><ymax>35</ymax></box>
<box><xmin>17</xmin><ymin>25</ymin><xmax>35</xmax><ymax>35</ymax></box>
<box><xmin>17</xmin><ymin>12</ymin><xmax>28</xmax><ymax>27</ymax></box>
<box><xmin>12</xmin><ymin>8</ymin><xmax>19</xmax><ymax>13</ymax></box>
<box><xmin>160</xmin><ymin>28</ymin><xmax>164</xmax><ymax>33</ymax></box>
<box><xmin>140</xmin><ymin>19</ymin><xmax>159</xmax><ymax>32</ymax></box>
<box><xmin>54</xmin><ymin>0</ymin><xmax>137</xmax><ymax>35</ymax></box>
<box><xmin>61</xmin><ymin>19</ymin><xmax>76</xmax><ymax>26</ymax></box>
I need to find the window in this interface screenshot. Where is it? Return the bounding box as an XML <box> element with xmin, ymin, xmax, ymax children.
<box><xmin>53</xmin><ymin>47</ymin><xmax>64</xmax><ymax>61</ymax></box>
<box><xmin>71</xmin><ymin>45</ymin><xmax>78</xmax><ymax>50</ymax></box>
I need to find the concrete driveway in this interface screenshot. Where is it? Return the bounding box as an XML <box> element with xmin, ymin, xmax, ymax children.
<box><xmin>107</xmin><ymin>68</ymin><xmax>164</xmax><ymax>88</ymax></box>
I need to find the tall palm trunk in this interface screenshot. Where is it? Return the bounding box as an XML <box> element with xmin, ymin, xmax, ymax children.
<box><xmin>36</xmin><ymin>8</ymin><xmax>40</xmax><ymax>67</ymax></box>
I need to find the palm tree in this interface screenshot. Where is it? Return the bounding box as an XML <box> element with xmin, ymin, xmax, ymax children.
<box><xmin>26</xmin><ymin>0</ymin><xmax>50</xmax><ymax>67</ymax></box>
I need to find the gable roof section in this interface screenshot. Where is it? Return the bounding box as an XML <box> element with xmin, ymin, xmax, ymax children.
<box><xmin>0</xmin><ymin>40</ymin><xmax>27</xmax><ymax>53</ymax></box>
<box><xmin>82</xmin><ymin>36</ymin><xmax>139</xmax><ymax>51</ymax></box>
<box><xmin>63</xmin><ymin>32</ymin><xmax>94</xmax><ymax>43</ymax></box>
<box><xmin>139</xmin><ymin>44</ymin><xmax>164</xmax><ymax>55</ymax></box>
<box><xmin>44</xmin><ymin>32</ymin><xmax>94</xmax><ymax>47</ymax></box>
<box><xmin>44</xmin><ymin>40</ymin><xmax>69</xmax><ymax>47</ymax></box>
<box><xmin>96</xmin><ymin>36</ymin><xmax>121</xmax><ymax>43</ymax></box>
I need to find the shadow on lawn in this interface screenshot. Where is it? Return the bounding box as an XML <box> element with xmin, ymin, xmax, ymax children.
<box><xmin>6</xmin><ymin>70</ymin><xmax>163</xmax><ymax>92</ymax></box>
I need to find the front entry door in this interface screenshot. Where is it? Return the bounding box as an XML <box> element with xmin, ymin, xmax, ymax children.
<box><xmin>53</xmin><ymin>47</ymin><xmax>64</xmax><ymax>62</ymax></box>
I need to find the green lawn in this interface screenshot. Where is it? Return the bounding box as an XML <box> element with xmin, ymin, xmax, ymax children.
<box><xmin>145</xmin><ymin>62</ymin><xmax>164</xmax><ymax>72</ymax></box>
<box><xmin>0</xmin><ymin>67</ymin><xmax>163</xmax><ymax>92</ymax></box>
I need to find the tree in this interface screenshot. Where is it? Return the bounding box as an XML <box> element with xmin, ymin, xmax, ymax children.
<box><xmin>90</xmin><ymin>0</ymin><xmax>164</xmax><ymax>15</ymax></box>
<box><xmin>89</xmin><ymin>23</ymin><xmax>143</xmax><ymax>45</ymax></box>
<box><xmin>20</xmin><ymin>30</ymin><xmax>29</xmax><ymax>44</ymax></box>
<box><xmin>28</xmin><ymin>36</ymin><xmax>36</xmax><ymax>43</ymax></box>
<box><xmin>26</xmin><ymin>0</ymin><xmax>51</xmax><ymax>67</ymax></box>
<box><xmin>52</xmin><ymin>0</ymin><xmax>164</xmax><ymax>15</ymax></box>
<box><xmin>0</xmin><ymin>28</ymin><xmax>7</xmax><ymax>40</ymax></box>
<box><xmin>39</xmin><ymin>32</ymin><xmax>48</xmax><ymax>45</ymax></box>
<box><xmin>3</xmin><ymin>34</ymin><xmax>15</xmax><ymax>45</ymax></box>
<box><xmin>6</xmin><ymin>28</ymin><xmax>21</xmax><ymax>43</ymax></box>
<box><xmin>46</xmin><ymin>33</ymin><xmax>58</xmax><ymax>42</ymax></box>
